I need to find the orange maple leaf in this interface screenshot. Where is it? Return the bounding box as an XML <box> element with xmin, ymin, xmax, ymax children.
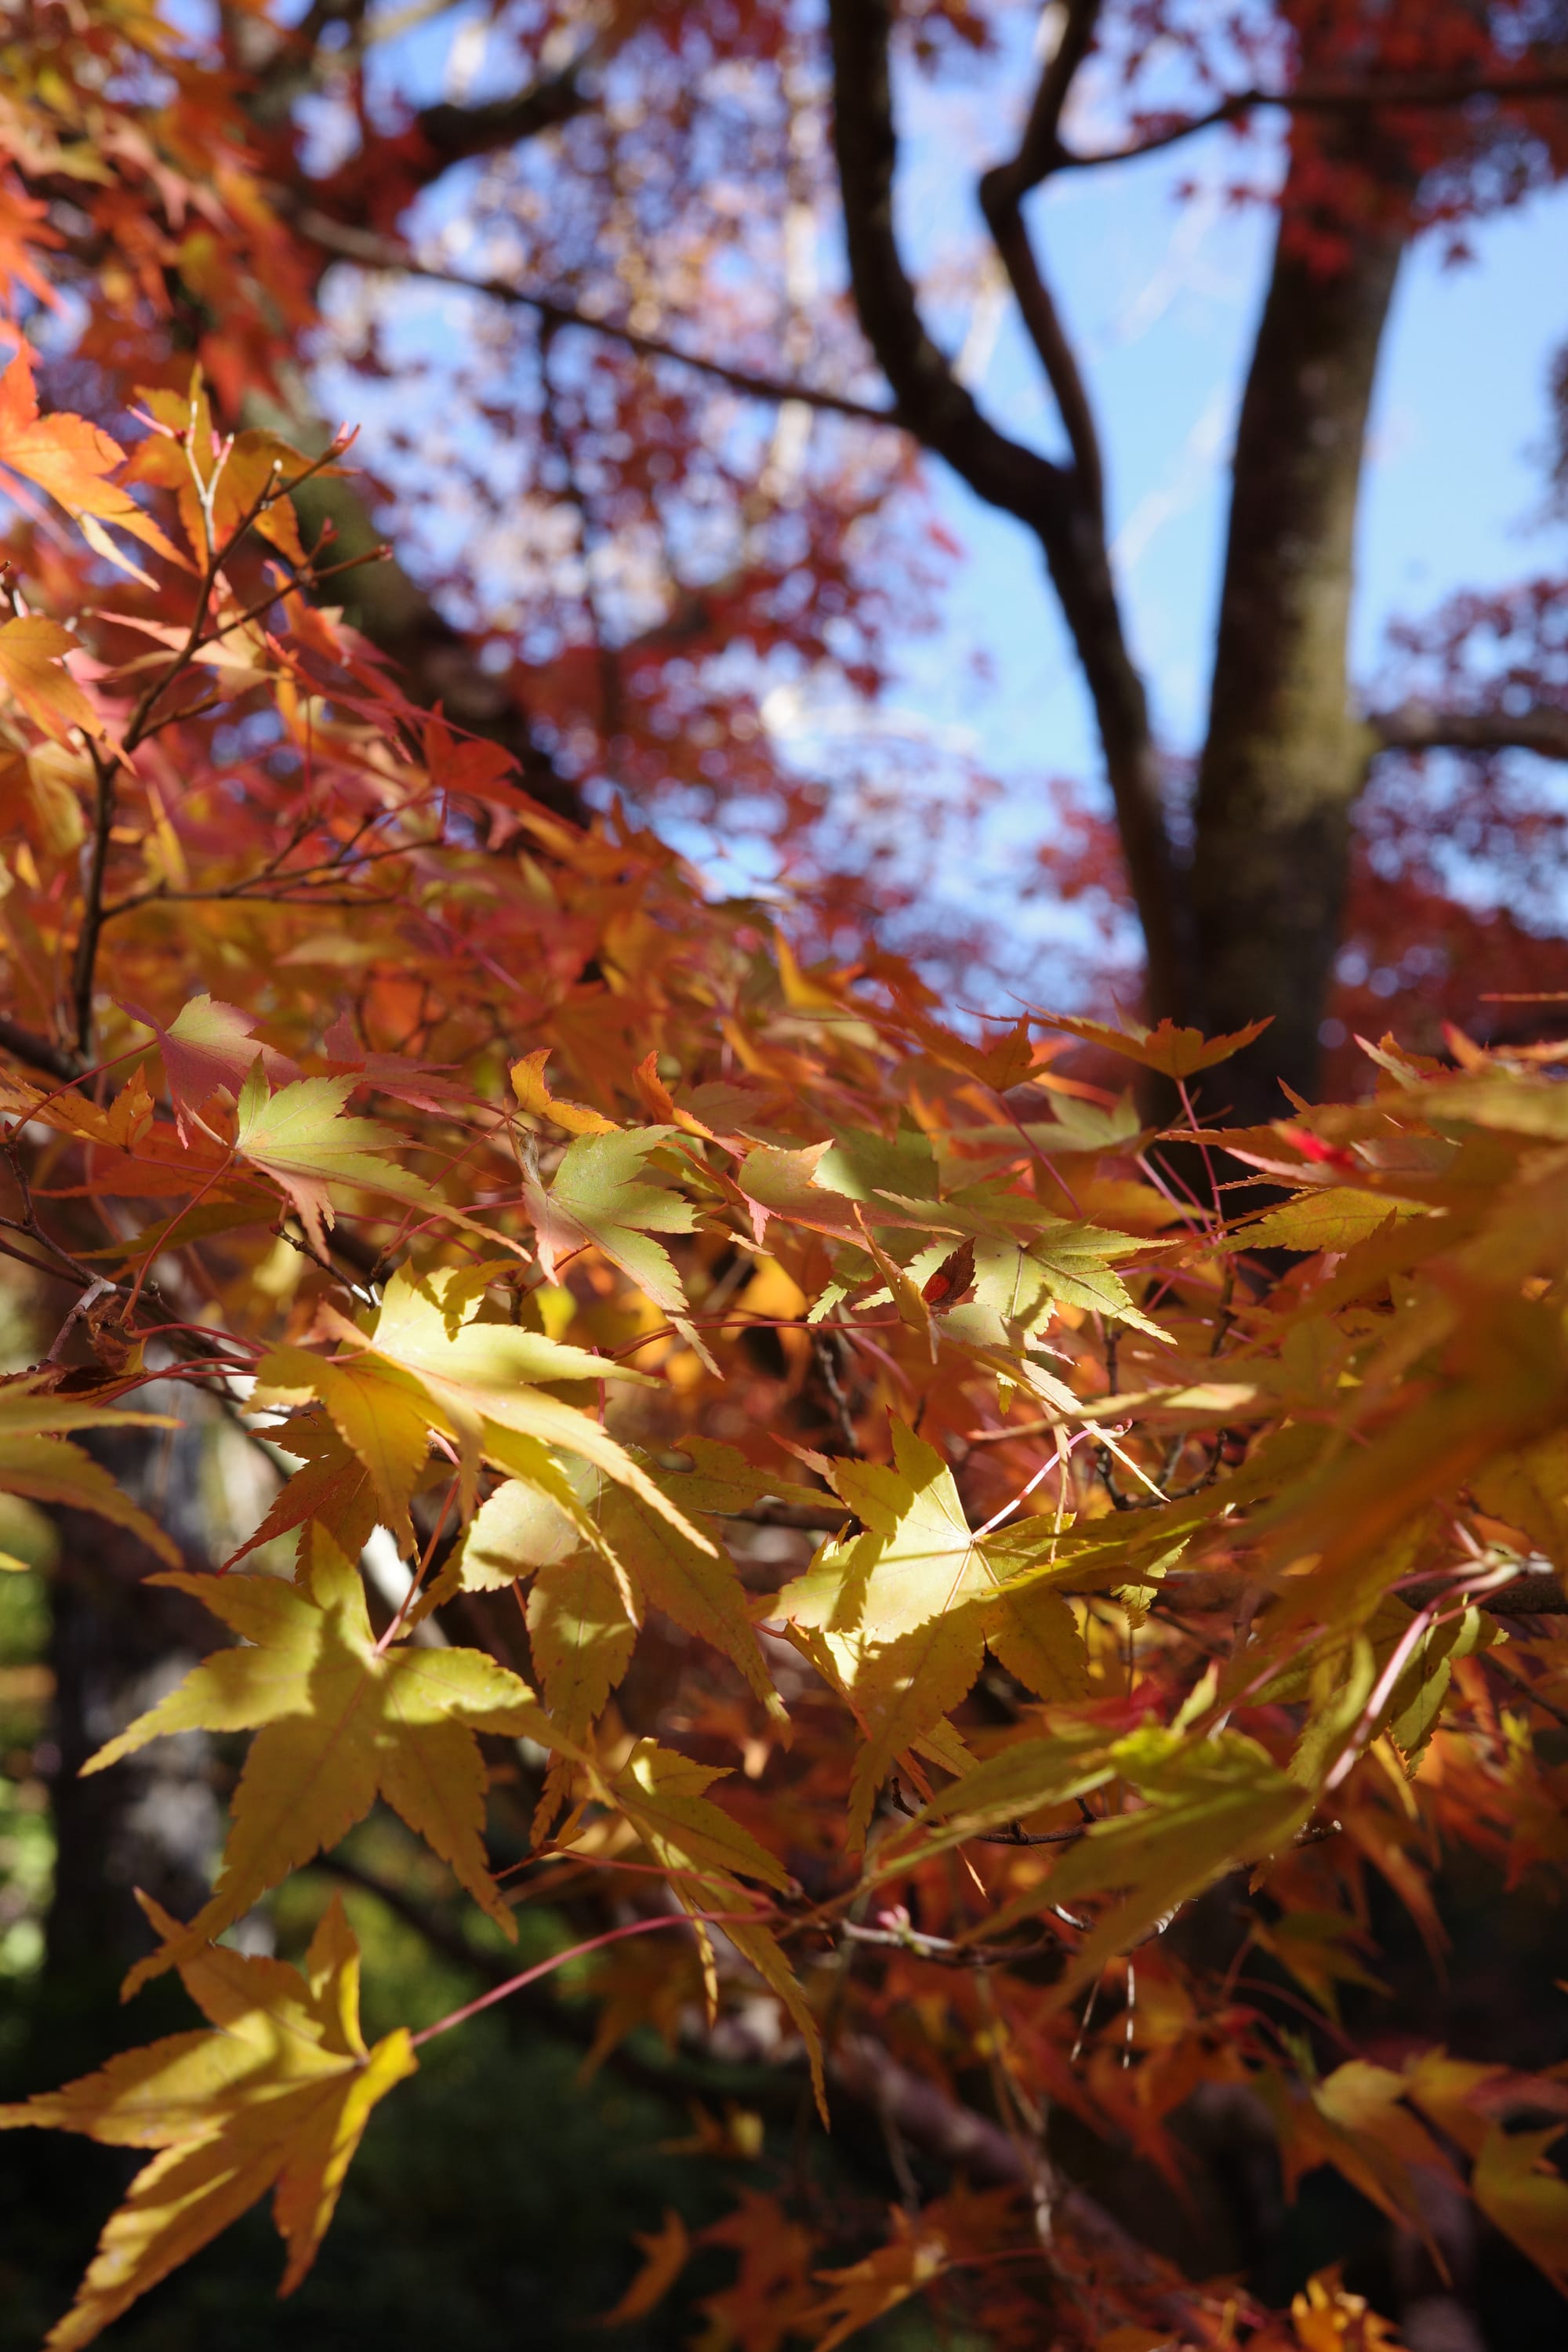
<box><xmin>0</xmin><ymin>340</ymin><xmax>180</xmax><ymax>575</ymax></box>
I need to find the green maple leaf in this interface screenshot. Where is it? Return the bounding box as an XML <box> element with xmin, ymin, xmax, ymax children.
<box><xmin>525</xmin><ymin>1127</ymin><xmax>697</xmax><ymax>1315</ymax></box>
<box><xmin>234</xmin><ymin>1066</ymin><xmax>449</xmax><ymax>1255</ymax></box>
<box><xmin>972</xmin><ymin>1224</ymin><xmax>1167</xmax><ymax>1341</ymax></box>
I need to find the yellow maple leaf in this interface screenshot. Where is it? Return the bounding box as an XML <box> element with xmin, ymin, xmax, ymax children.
<box><xmin>978</xmin><ymin>1726</ymin><xmax>1311</xmax><ymax>1999</ymax></box>
<box><xmin>524</xmin><ymin>1123</ymin><xmax>699</xmax><ymax>1317</ymax></box>
<box><xmin>225</xmin><ymin>1409</ymin><xmax>380</xmax><ymax>1573</ymax></box>
<box><xmin>604</xmin><ymin>1739</ymin><xmax>793</xmax><ymax>1898</ymax></box>
<box><xmin>596</xmin><ymin>1476</ymin><xmax>784</xmax><ymax>1719</ymax></box>
<box><xmin>778</xmin><ymin>1425</ymin><xmax>994</xmax><ymax>1648</ymax></box>
<box><xmin>592</xmin><ymin>1740</ymin><xmax>824</xmax><ymax>2114</ymax></box>
<box><xmin>252</xmin><ymin>1342</ymin><xmax>441</xmax><ymax>1552</ymax></box>
<box><xmin>1472</xmin><ymin>2120</ymin><xmax>1568</xmax><ymax>2292</ymax></box>
<box><xmin>510</xmin><ymin>1047</ymin><xmax>619</xmax><ymax>1134</ymax></box>
<box><xmin>234</xmin><ymin>1065</ymin><xmax>453</xmax><ymax>1257</ymax></box>
<box><xmin>89</xmin><ymin>1527</ymin><xmax>567</xmax><ymax>1995</ymax></box>
<box><xmin>0</xmin><ymin>1376</ymin><xmax>178</xmax><ymax>1568</ymax></box>
<box><xmin>526</xmin><ymin>1544</ymin><xmax>637</xmax><ymax>1744</ymax></box>
<box><xmin>773</xmin><ymin>1423</ymin><xmax>1046</xmax><ymax>1841</ymax></box>
<box><xmin>337</xmin><ymin>1261</ymin><xmax>712</xmax><ymax>1549</ymax></box>
<box><xmin>0</xmin><ymin>1893</ymin><xmax>416</xmax><ymax>2350</ymax></box>
<box><xmin>128</xmin><ymin>372</ymin><xmax>313</xmax><ymax>565</ymax></box>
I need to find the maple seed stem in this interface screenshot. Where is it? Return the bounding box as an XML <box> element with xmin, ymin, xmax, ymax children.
<box><xmin>408</xmin><ymin>1911</ymin><xmax>767</xmax><ymax>2048</ymax></box>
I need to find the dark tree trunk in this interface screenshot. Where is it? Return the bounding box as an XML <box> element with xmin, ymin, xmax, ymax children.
<box><xmin>1189</xmin><ymin>149</ymin><xmax>1406</xmax><ymax>1120</ymax></box>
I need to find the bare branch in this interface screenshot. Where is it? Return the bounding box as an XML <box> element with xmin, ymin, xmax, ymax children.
<box><xmin>414</xmin><ymin>59</ymin><xmax>591</xmax><ymax>168</ymax></box>
<box><xmin>0</xmin><ymin>1016</ymin><xmax>78</xmax><ymax>1083</ymax></box>
<box><xmin>1367</xmin><ymin>702</ymin><xmax>1568</xmax><ymax>762</ymax></box>
<box><xmin>1056</xmin><ymin>65</ymin><xmax>1568</xmax><ymax>175</ymax></box>
<box><xmin>290</xmin><ymin>208</ymin><xmax>895</xmax><ymax>426</ymax></box>
<box><xmin>978</xmin><ymin>0</ymin><xmax>1107</xmax><ymax>523</ymax></box>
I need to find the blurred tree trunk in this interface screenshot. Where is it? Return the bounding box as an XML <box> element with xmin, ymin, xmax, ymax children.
<box><xmin>1189</xmin><ymin>140</ymin><xmax>1406</xmax><ymax>1119</ymax></box>
<box><xmin>44</xmin><ymin>1412</ymin><xmax>222</xmax><ymax>1987</ymax></box>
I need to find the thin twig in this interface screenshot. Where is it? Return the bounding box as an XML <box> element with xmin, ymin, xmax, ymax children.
<box><xmin>290</xmin><ymin>206</ymin><xmax>898</xmax><ymax>428</ymax></box>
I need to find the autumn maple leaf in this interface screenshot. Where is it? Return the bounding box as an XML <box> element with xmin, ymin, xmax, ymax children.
<box><xmin>592</xmin><ymin>1738</ymin><xmax>824</xmax><ymax>2112</ymax></box>
<box><xmin>1037</xmin><ymin>1009</ymin><xmax>1273</xmax><ymax>1080</ymax></box>
<box><xmin>0</xmin><ymin>1893</ymin><xmax>416</xmax><ymax>2350</ymax></box>
<box><xmin>126</xmin><ymin>992</ymin><xmax>300</xmax><ymax>1140</ymax></box>
<box><xmin>524</xmin><ymin>1121</ymin><xmax>699</xmax><ymax>1316</ymax></box>
<box><xmin>0</xmin><ymin>339</ymin><xmax>179</xmax><ymax>577</ymax></box>
<box><xmin>0</xmin><ymin>1376</ymin><xmax>179</xmax><ymax>1569</ymax></box>
<box><xmin>773</xmin><ymin>1422</ymin><xmax>1088</xmax><ymax>1841</ymax></box>
<box><xmin>278</xmin><ymin>1261</ymin><xmax>714</xmax><ymax>1551</ymax></box>
<box><xmin>0</xmin><ymin>615</ymin><xmax>100</xmax><ymax>741</ymax></box>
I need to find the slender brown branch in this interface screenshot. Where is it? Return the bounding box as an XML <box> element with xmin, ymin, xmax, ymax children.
<box><xmin>288</xmin><ymin>207</ymin><xmax>896</xmax><ymax>427</ymax></box>
<box><xmin>69</xmin><ymin>747</ymin><xmax>118</xmax><ymax>1061</ymax></box>
<box><xmin>413</xmin><ymin>60</ymin><xmax>592</xmax><ymax>169</ymax></box>
<box><xmin>978</xmin><ymin>0</ymin><xmax>1106</xmax><ymax>517</ymax></box>
<box><xmin>1057</xmin><ymin>66</ymin><xmax>1568</xmax><ymax>175</ymax></box>
<box><xmin>840</xmin><ymin>1918</ymin><xmax>1063</xmax><ymax>1965</ymax></box>
<box><xmin>0</xmin><ymin>1016</ymin><xmax>78</xmax><ymax>1083</ymax></box>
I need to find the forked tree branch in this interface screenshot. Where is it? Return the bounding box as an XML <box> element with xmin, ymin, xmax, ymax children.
<box><xmin>825</xmin><ymin>0</ymin><xmax>1068</xmax><ymax>520</ymax></box>
<box><xmin>826</xmin><ymin>0</ymin><xmax>1189</xmax><ymax>1022</ymax></box>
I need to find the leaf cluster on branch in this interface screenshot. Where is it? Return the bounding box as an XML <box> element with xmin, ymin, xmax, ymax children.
<box><xmin>0</xmin><ymin>339</ymin><xmax>1563</xmax><ymax>2345</ymax></box>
